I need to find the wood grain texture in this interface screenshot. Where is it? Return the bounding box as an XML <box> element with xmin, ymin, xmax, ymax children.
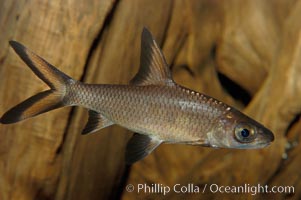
<box><xmin>0</xmin><ymin>0</ymin><xmax>115</xmax><ymax>199</ymax></box>
<box><xmin>0</xmin><ymin>0</ymin><xmax>300</xmax><ymax>199</ymax></box>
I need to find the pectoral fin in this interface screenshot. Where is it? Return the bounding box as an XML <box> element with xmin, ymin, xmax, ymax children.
<box><xmin>82</xmin><ymin>110</ymin><xmax>114</xmax><ymax>134</ymax></box>
<box><xmin>125</xmin><ymin>133</ymin><xmax>162</xmax><ymax>164</ymax></box>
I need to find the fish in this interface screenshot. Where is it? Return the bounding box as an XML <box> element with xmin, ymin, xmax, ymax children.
<box><xmin>0</xmin><ymin>28</ymin><xmax>274</xmax><ymax>164</ymax></box>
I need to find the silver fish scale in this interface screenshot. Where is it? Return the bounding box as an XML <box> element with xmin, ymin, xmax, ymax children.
<box><xmin>67</xmin><ymin>83</ymin><xmax>229</xmax><ymax>142</ymax></box>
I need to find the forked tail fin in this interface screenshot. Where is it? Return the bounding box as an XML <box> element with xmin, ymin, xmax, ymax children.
<box><xmin>0</xmin><ymin>41</ymin><xmax>76</xmax><ymax>124</ymax></box>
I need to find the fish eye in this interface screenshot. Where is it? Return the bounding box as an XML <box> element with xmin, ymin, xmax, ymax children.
<box><xmin>234</xmin><ymin>123</ymin><xmax>256</xmax><ymax>143</ymax></box>
<box><xmin>240</xmin><ymin>128</ymin><xmax>249</xmax><ymax>137</ymax></box>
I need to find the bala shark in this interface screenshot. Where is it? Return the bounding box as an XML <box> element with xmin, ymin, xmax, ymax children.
<box><xmin>0</xmin><ymin>28</ymin><xmax>274</xmax><ymax>164</ymax></box>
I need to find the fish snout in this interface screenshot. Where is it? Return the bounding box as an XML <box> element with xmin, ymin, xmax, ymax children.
<box><xmin>261</xmin><ymin>128</ymin><xmax>275</xmax><ymax>143</ymax></box>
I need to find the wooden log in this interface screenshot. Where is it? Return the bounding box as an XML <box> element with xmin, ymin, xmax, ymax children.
<box><xmin>0</xmin><ymin>0</ymin><xmax>300</xmax><ymax>199</ymax></box>
<box><xmin>55</xmin><ymin>0</ymin><xmax>174</xmax><ymax>199</ymax></box>
<box><xmin>0</xmin><ymin>0</ymin><xmax>115</xmax><ymax>199</ymax></box>
<box><xmin>123</xmin><ymin>0</ymin><xmax>300</xmax><ymax>200</ymax></box>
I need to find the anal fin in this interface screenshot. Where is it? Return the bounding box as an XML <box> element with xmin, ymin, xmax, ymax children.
<box><xmin>125</xmin><ymin>133</ymin><xmax>162</xmax><ymax>164</ymax></box>
<box><xmin>82</xmin><ymin>110</ymin><xmax>114</xmax><ymax>135</ymax></box>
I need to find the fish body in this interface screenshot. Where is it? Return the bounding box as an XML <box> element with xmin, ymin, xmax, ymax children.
<box><xmin>0</xmin><ymin>28</ymin><xmax>274</xmax><ymax>164</ymax></box>
<box><xmin>68</xmin><ymin>83</ymin><xmax>225</xmax><ymax>143</ymax></box>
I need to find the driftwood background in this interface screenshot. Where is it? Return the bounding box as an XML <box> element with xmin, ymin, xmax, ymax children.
<box><xmin>0</xmin><ymin>0</ymin><xmax>300</xmax><ymax>199</ymax></box>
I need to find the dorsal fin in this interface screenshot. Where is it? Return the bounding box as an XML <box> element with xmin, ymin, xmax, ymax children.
<box><xmin>130</xmin><ymin>28</ymin><xmax>175</xmax><ymax>86</ymax></box>
<box><xmin>82</xmin><ymin>110</ymin><xmax>114</xmax><ymax>135</ymax></box>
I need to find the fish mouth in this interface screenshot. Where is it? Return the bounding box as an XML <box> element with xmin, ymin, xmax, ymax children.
<box><xmin>264</xmin><ymin>126</ymin><xmax>275</xmax><ymax>140</ymax></box>
<box><xmin>270</xmin><ymin>134</ymin><xmax>275</xmax><ymax>142</ymax></box>
<box><xmin>258</xmin><ymin>130</ymin><xmax>276</xmax><ymax>147</ymax></box>
<box><xmin>265</xmin><ymin>131</ymin><xmax>275</xmax><ymax>142</ymax></box>
<box><xmin>258</xmin><ymin>128</ymin><xmax>274</xmax><ymax>145</ymax></box>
